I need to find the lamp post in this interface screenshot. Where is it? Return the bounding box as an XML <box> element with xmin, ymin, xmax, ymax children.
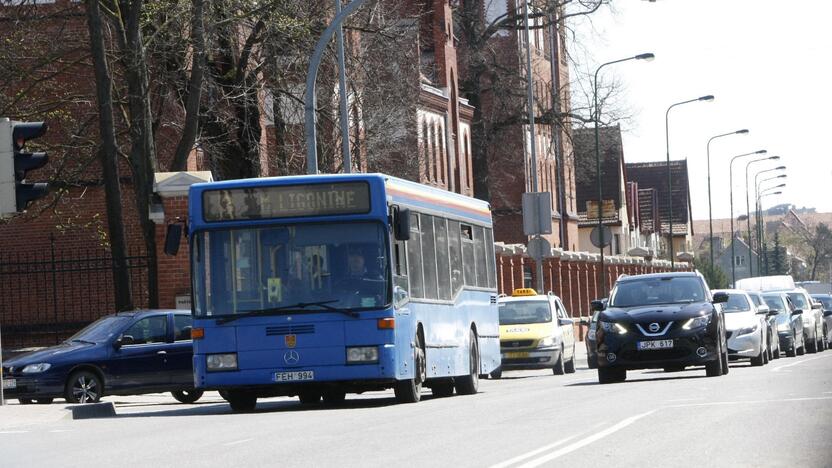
<box><xmin>745</xmin><ymin>156</ymin><xmax>780</xmax><ymax>277</ymax></box>
<box><xmin>728</xmin><ymin>149</ymin><xmax>767</xmax><ymax>285</ymax></box>
<box><xmin>666</xmin><ymin>95</ymin><xmax>714</xmax><ymax>268</ymax></box>
<box><xmin>754</xmin><ymin>169</ymin><xmax>786</xmax><ymax>271</ymax></box>
<box><xmin>592</xmin><ymin>52</ymin><xmax>654</xmax><ymax>297</ymax></box>
<box><xmin>758</xmin><ymin>188</ymin><xmax>784</xmax><ymax>274</ymax></box>
<box><xmin>706</xmin><ymin>129</ymin><xmax>749</xmax><ymax>266</ymax></box>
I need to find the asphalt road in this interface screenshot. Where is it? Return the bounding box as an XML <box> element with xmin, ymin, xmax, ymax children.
<box><xmin>1</xmin><ymin>351</ymin><xmax>831</xmax><ymax>468</ymax></box>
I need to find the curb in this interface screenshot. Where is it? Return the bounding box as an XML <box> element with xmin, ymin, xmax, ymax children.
<box><xmin>68</xmin><ymin>402</ymin><xmax>116</xmax><ymax>420</ymax></box>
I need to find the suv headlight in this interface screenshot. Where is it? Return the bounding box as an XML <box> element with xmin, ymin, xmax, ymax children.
<box><xmin>206</xmin><ymin>353</ymin><xmax>238</xmax><ymax>371</ymax></box>
<box><xmin>21</xmin><ymin>363</ymin><xmax>51</xmax><ymax>374</ymax></box>
<box><xmin>600</xmin><ymin>322</ymin><xmax>627</xmax><ymax>335</ymax></box>
<box><xmin>682</xmin><ymin>316</ymin><xmax>711</xmax><ymax>330</ymax></box>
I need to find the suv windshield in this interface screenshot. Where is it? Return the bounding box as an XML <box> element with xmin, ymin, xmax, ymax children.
<box><xmin>721</xmin><ymin>293</ymin><xmax>752</xmax><ymax>313</ymax></box>
<box><xmin>499</xmin><ymin>301</ymin><xmax>552</xmax><ymax>325</ymax></box>
<box><xmin>68</xmin><ymin>316</ymin><xmax>131</xmax><ymax>343</ymax></box>
<box><xmin>609</xmin><ymin>276</ymin><xmax>706</xmax><ymax>307</ymax></box>
<box><xmin>192</xmin><ymin>222</ymin><xmax>390</xmax><ymax>317</ymax></box>
<box><xmin>762</xmin><ymin>295</ymin><xmax>788</xmax><ymax>313</ymax></box>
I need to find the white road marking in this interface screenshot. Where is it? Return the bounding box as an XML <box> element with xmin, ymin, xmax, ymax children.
<box><xmin>771</xmin><ymin>354</ymin><xmax>832</xmax><ymax>372</ymax></box>
<box><xmin>222</xmin><ymin>438</ymin><xmax>253</xmax><ymax>447</ymax></box>
<box><xmin>0</xmin><ymin>431</ymin><xmax>29</xmax><ymax>434</ymax></box>
<box><xmin>48</xmin><ymin>429</ymin><xmax>71</xmax><ymax>433</ymax></box>
<box><xmin>511</xmin><ymin>411</ymin><xmax>657</xmax><ymax>468</ymax></box>
<box><xmin>665</xmin><ymin>398</ymin><xmax>705</xmax><ymax>402</ymax></box>
<box><xmin>488</xmin><ymin>435</ymin><xmax>579</xmax><ymax>468</ymax></box>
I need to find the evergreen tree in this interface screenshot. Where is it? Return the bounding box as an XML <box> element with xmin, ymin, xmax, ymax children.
<box><xmin>770</xmin><ymin>232</ymin><xmax>788</xmax><ymax>275</ymax></box>
<box><xmin>694</xmin><ymin>257</ymin><xmax>729</xmax><ymax>289</ymax></box>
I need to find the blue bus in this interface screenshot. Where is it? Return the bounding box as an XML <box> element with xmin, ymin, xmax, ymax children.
<box><xmin>169</xmin><ymin>173</ymin><xmax>499</xmax><ymax>411</ymax></box>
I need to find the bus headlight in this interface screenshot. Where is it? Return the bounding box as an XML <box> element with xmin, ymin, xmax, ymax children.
<box><xmin>346</xmin><ymin>346</ymin><xmax>379</xmax><ymax>364</ymax></box>
<box><xmin>206</xmin><ymin>353</ymin><xmax>238</xmax><ymax>371</ymax></box>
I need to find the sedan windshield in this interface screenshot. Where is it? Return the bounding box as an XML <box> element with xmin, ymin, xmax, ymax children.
<box><xmin>609</xmin><ymin>277</ymin><xmax>706</xmax><ymax>307</ymax></box>
<box><xmin>499</xmin><ymin>301</ymin><xmax>552</xmax><ymax>325</ymax></box>
<box><xmin>192</xmin><ymin>222</ymin><xmax>390</xmax><ymax>317</ymax></box>
<box><xmin>722</xmin><ymin>293</ymin><xmax>752</xmax><ymax>313</ymax></box>
<box><xmin>762</xmin><ymin>295</ymin><xmax>787</xmax><ymax>313</ymax></box>
<box><xmin>68</xmin><ymin>316</ymin><xmax>131</xmax><ymax>343</ymax></box>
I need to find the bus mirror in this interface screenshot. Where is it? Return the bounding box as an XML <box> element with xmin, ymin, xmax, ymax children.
<box><xmin>164</xmin><ymin>223</ymin><xmax>183</xmax><ymax>256</ymax></box>
<box><xmin>394</xmin><ymin>208</ymin><xmax>411</xmax><ymax>241</ymax></box>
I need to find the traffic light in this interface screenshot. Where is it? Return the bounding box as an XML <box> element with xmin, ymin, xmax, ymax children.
<box><xmin>0</xmin><ymin>117</ymin><xmax>49</xmax><ymax>216</ymax></box>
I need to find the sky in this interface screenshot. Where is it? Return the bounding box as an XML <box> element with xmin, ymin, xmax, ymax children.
<box><xmin>568</xmin><ymin>0</ymin><xmax>832</xmax><ymax>221</ymax></box>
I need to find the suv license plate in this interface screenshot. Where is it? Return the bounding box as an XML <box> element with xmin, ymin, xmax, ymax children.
<box><xmin>2</xmin><ymin>378</ymin><xmax>16</xmax><ymax>389</ymax></box>
<box><xmin>637</xmin><ymin>340</ymin><xmax>673</xmax><ymax>351</ymax></box>
<box><xmin>274</xmin><ymin>371</ymin><xmax>314</xmax><ymax>382</ymax></box>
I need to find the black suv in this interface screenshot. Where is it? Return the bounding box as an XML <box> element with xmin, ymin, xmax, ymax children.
<box><xmin>592</xmin><ymin>272</ymin><xmax>730</xmax><ymax>384</ymax></box>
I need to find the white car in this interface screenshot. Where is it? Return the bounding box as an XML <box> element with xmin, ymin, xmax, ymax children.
<box><xmin>746</xmin><ymin>291</ymin><xmax>781</xmax><ymax>359</ymax></box>
<box><xmin>784</xmin><ymin>290</ymin><xmax>825</xmax><ymax>354</ymax></box>
<box><xmin>714</xmin><ymin>289</ymin><xmax>772</xmax><ymax>366</ymax></box>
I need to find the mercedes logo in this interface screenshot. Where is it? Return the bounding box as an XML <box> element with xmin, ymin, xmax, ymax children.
<box><xmin>648</xmin><ymin>322</ymin><xmax>661</xmax><ymax>333</ymax></box>
<box><xmin>283</xmin><ymin>350</ymin><xmax>300</xmax><ymax>365</ymax></box>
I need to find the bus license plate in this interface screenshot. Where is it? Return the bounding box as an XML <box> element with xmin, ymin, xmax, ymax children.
<box><xmin>2</xmin><ymin>378</ymin><xmax>16</xmax><ymax>389</ymax></box>
<box><xmin>274</xmin><ymin>371</ymin><xmax>314</xmax><ymax>382</ymax></box>
<box><xmin>637</xmin><ymin>340</ymin><xmax>673</xmax><ymax>351</ymax></box>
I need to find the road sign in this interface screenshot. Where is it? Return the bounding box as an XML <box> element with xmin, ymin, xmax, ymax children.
<box><xmin>522</xmin><ymin>192</ymin><xmax>552</xmax><ymax>236</ymax></box>
<box><xmin>527</xmin><ymin>236</ymin><xmax>552</xmax><ymax>261</ymax></box>
<box><xmin>590</xmin><ymin>225</ymin><xmax>612</xmax><ymax>248</ymax></box>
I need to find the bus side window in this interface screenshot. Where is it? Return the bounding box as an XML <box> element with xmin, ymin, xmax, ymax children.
<box><xmin>473</xmin><ymin>225</ymin><xmax>488</xmax><ymax>288</ymax></box>
<box><xmin>434</xmin><ymin>217</ymin><xmax>452</xmax><ymax>300</ymax></box>
<box><xmin>421</xmin><ymin>214</ymin><xmax>439</xmax><ymax>300</ymax></box>
<box><xmin>407</xmin><ymin>212</ymin><xmax>425</xmax><ymax>298</ymax></box>
<box><xmin>394</xmin><ymin>240</ymin><xmax>408</xmax><ymax>292</ymax></box>
<box><xmin>485</xmin><ymin>228</ymin><xmax>497</xmax><ymax>289</ymax></box>
<box><xmin>461</xmin><ymin>224</ymin><xmax>476</xmax><ymax>287</ymax></box>
<box><xmin>448</xmin><ymin>220</ymin><xmax>463</xmax><ymax>296</ymax></box>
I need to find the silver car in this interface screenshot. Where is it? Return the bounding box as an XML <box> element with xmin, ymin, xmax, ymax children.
<box><xmin>715</xmin><ymin>289</ymin><xmax>772</xmax><ymax>366</ymax></box>
<box><xmin>747</xmin><ymin>291</ymin><xmax>781</xmax><ymax>359</ymax></box>
<box><xmin>762</xmin><ymin>292</ymin><xmax>806</xmax><ymax>357</ymax></box>
<box><xmin>785</xmin><ymin>289</ymin><xmax>825</xmax><ymax>353</ymax></box>
<box><xmin>810</xmin><ymin>294</ymin><xmax>832</xmax><ymax>349</ymax></box>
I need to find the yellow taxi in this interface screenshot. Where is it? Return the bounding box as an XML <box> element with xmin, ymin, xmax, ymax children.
<box><xmin>492</xmin><ymin>288</ymin><xmax>576</xmax><ymax>378</ymax></box>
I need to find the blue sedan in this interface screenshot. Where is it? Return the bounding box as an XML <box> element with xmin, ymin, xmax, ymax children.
<box><xmin>1</xmin><ymin>310</ymin><xmax>202</xmax><ymax>404</ymax></box>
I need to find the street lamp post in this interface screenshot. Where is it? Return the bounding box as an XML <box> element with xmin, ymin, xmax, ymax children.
<box><xmin>665</xmin><ymin>95</ymin><xmax>714</xmax><ymax>268</ymax></box>
<box><xmin>706</xmin><ymin>129</ymin><xmax>749</xmax><ymax>266</ymax></box>
<box><xmin>745</xmin><ymin>156</ymin><xmax>780</xmax><ymax>277</ymax></box>
<box><xmin>592</xmin><ymin>53</ymin><xmax>654</xmax><ymax>297</ymax></box>
<box><xmin>729</xmin><ymin>149</ymin><xmax>767</xmax><ymax>285</ymax></box>
<box><xmin>758</xmin><ymin>188</ymin><xmax>784</xmax><ymax>274</ymax></box>
<box><xmin>755</xmin><ymin>169</ymin><xmax>787</xmax><ymax>270</ymax></box>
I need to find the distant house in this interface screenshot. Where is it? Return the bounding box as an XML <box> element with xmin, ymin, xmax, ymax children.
<box><xmin>572</xmin><ymin>126</ymin><xmax>642</xmax><ymax>256</ymax></box>
<box><xmin>717</xmin><ymin>236</ymin><xmax>760</xmax><ymax>285</ymax></box>
<box><xmin>625</xmin><ymin>160</ymin><xmax>694</xmax><ymax>261</ymax></box>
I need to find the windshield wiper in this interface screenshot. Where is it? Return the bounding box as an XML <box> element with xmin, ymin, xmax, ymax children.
<box><xmin>216</xmin><ymin>300</ymin><xmax>357</xmax><ymax>324</ymax></box>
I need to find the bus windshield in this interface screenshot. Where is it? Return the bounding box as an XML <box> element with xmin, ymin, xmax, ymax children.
<box><xmin>192</xmin><ymin>222</ymin><xmax>390</xmax><ymax>317</ymax></box>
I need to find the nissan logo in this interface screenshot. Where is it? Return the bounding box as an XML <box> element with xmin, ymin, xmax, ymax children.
<box><xmin>283</xmin><ymin>350</ymin><xmax>300</xmax><ymax>365</ymax></box>
<box><xmin>648</xmin><ymin>322</ymin><xmax>661</xmax><ymax>333</ymax></box>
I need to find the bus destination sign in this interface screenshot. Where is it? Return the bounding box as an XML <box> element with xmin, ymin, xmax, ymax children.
<box><xmin>203</xmin><ymin>182</ymin><xmax>371</xmax><ymax>221</ymax></box>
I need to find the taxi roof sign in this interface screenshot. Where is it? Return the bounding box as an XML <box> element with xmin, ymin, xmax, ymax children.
<box><xmin>512</xmin><ymin>288</ymin><xmax>538</xmax><ymax>297</ymax></box>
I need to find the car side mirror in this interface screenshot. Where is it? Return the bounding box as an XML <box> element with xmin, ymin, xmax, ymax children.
<box><xmin>712</xmin><ymin>292</ymin><xmax>729</xmax><ymax>304</ymax></box>
<box><xmin>824</xmin><ymin>310</ymin><xmax>832</xmax><ymax>317</ymax></box>
<box><xmin>791</xmin><ymin>310</ymin><xmax>803</xmax><ymax>316</ymax></box>
<box><xmin>393</xmin><ymin>207</ymin><xmax>411</xmax><ymax>241</ymax></box>
<box><xmin>164</xmin><ymin>223</ymin><xmax>183</xmax><ymax>256</ymax></box>
<box><xmin>767</xmin><ymin>311</ymin><xmax>779</xmax><ymax>317</ymax></box>
<box><xmin>591</xmin><ymin>300</ymin><xmax>606</xmax><ymax>312</ymax></box>
<box><xmin>812</xmin><ymin>303</ymin><xmax>822</xmax><ymax>310</ymax></box>
<box><xmin>559</xmin><ymin>318</ymin><xmax>574</xmax><ymax>326</ymax></box>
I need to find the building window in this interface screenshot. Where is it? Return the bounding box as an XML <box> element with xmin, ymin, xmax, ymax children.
<box><xmin>735</xmin><ymin>256</ymin><xmax>745</xmax><ymax>267</ymax></box>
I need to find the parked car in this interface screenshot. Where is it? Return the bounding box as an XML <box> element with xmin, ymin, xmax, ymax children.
<box><xmin>1</xmin><ymin>310</ymin><xmax>202</xmax><ymax>404</ymax></box>
<box><xmin>592</xmin><ymin>272</ymin><xmax>729</xmax><ymax>384</ymax></box>
<box><xmin>713</xmin><ymin>289</ymin><xmax>775</xmax><ymax>365</ymax></box>
<box><xmin>761</xmin><ymin>293</ymin><xmax>805</xmax><ymax>357</ymax></box>
<box><xmin>493</xmin><ymin>288</ymin><xmax>576</xmax><ymax>378</ymax></box>
<box><xmin>784</xmin><ymin>290</ymin><xmax>825</xmax><ymax>353</ymax></box>
<box><xmin>746</xmin><ymin>291</ymin><xmax>781</xmax><ymax>359</ymax></box>
<box><xmin>810</xmin><ymin>294</ymin><xmax>832</xmax><ymax>348</ymax></box>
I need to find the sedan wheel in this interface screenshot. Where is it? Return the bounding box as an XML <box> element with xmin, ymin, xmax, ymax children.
<box><xmin>171</xmin><ymin>390</ymin><xmax>204</xmax><ymax>404</ymax></box>
<box><xmin>65</xmin><ymin>370</ymin><xmax>102</xmax><ymax>404</ymax></box>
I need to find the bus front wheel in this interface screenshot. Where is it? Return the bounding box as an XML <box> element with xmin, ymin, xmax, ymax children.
<box><xmin>394</xmin><ymin>332</ymin><xmax>425</xmax><ymax>404</ymax></box>
<box><xmin>226</xmin><ymin>391</ymin><xmax>257</xmax><ymax>413</ymax></box>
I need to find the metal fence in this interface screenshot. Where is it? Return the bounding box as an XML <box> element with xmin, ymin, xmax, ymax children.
<box><xmin>0</xmin><ymin>236</ymin><xmax>149</xmax><ymax>349</ymax></box>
